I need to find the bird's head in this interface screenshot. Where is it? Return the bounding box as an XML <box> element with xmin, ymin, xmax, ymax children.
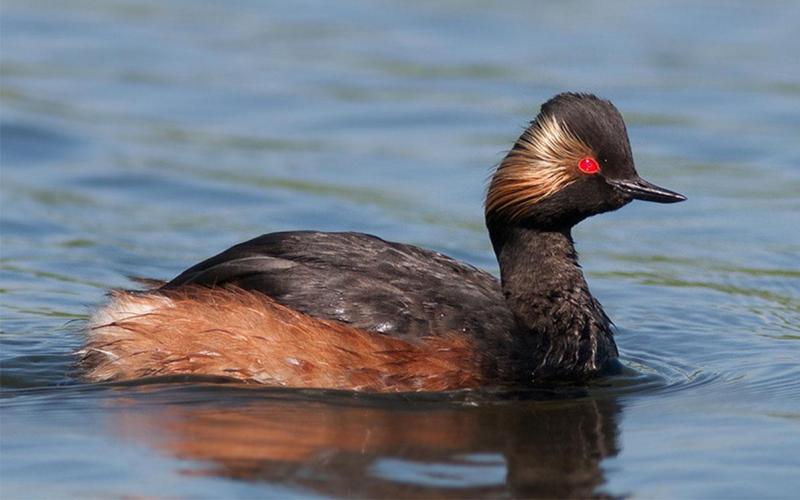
<box><xmin>485</xmin><ymin>93</ymin><xmax>685</xmax><ymax>232</ymax></box>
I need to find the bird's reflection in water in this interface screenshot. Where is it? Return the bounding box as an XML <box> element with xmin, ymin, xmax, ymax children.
<box><xmin>111</xmin><ymin>384</ymin><xmax>622</xmax><ymax>498</ymax></box>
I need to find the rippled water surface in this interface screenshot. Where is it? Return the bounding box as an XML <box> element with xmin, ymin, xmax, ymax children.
<box><xmin>2</xmin><ymin>1</ymin><xmax>799</xmax><ymax>498</ymax></box>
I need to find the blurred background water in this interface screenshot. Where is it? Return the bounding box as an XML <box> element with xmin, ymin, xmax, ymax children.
<box><xmin>1</xmin><ymin>0</ymin><xmax>799</xmax><ymax>498</ymax></box>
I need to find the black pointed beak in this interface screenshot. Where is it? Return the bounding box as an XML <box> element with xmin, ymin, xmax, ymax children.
<box><xmin>607</xmin><ymin>177</ymin><xmax>686</xmax><ymax>203</ymax></box>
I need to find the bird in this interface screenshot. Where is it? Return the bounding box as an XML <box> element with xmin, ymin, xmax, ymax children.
<box><xmin>80</xmin><ymin>92</ymin><xmax>686</xmax><ymax>392</ymax></box>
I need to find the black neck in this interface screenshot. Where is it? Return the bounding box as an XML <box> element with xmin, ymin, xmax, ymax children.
<box><xmin>487</xmin><ymin>220</ymin><xmax>618</xmax><ymax>380</ymax></box>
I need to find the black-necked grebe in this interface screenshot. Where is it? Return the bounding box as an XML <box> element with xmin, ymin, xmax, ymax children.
<box><xmin>81</xmin><ymin>93</ymin><xmax>686</xmax><ymax>391</ymax></box>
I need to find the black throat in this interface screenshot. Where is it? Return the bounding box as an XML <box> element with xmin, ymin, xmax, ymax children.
<box><xmin>486</xmin><ymin>219</ymin><xmax>618</xmax><ymax>381</ymax></box>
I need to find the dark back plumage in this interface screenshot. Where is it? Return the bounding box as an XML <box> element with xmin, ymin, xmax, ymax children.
<box><xmin>164</xmin><ymin>231</ymin><xmax>516</xmax><ymax>343</ymax></box>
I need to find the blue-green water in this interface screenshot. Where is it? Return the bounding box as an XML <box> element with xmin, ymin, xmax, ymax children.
<box><xmin>2</xmin><ymin>1</ymin><xmax>799</xmax><ymax>498</ymax></box>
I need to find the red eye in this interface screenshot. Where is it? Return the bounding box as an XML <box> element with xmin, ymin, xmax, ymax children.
<box><xmin>578</xmin><ymin>157</ymin><xmax>600</xmax><ymax>174</ymax></box>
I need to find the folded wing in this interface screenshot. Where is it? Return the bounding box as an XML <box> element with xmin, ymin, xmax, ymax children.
<box><xmin>162</xmin><ymin>231</ymin><xmax>514</xmax><ymax>341</ymax></box>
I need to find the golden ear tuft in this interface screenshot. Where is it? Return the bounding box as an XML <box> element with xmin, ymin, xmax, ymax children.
<box><xmin>485</xmin><ymin>116</ymin><xmax>594</xmax><ymax>221</ymax></box>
